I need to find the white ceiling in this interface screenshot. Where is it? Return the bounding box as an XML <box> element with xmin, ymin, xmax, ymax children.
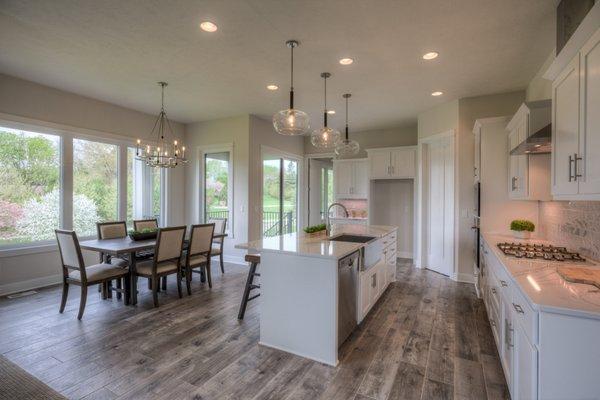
<box><xmin>0</xmin><ymin>0</ymin><xmax>557</xmax><ymax>132</ymax></box>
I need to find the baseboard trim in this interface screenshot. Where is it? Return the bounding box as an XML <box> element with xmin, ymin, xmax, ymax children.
<box><xmin>397</xmin><ymin>251</ymin><xmax>413</xmax><ymax>258</ymax></box>
<box><xmin>258</xmin><ymin>341</ymin><xmax>338</xmax><ymax>367</ymax></box>
<box><xmin>453</xmin><ymin>272</ymin><xmax>476</xmax><ymax>284</ymax></box>
<box><xmin>0</xmin><ymin>274</ymin><xmax>62</xmax><ymax>297</ymax></box>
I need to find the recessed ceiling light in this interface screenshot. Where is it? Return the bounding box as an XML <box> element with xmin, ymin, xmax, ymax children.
<box><xmin>267</xmin><ymin>84</ymin><xmax>279</xmax><ymax>91</ymax></box>
<box><xmin>200</xmin><ymin>21</ymin><xmax>218</xmax><ymax>32</ymax></box>
<box><xmin>339</xmin><ymin>58</ymin><xmax>353</xmax><ymax>65</ymax></box>
<box><xmin>431</xmin><ymin>91</ymin><xmax>443</xmax><ymax>96</ymax></box>
<box><xmin>423</xmin><ymin>51</ymin><xmax>439</xmax><ymax>60</ymax></box>
<box><xmin>326</xmin><ymin>110</ymin><xmax>336</xmax><ymax>114</ymax></box>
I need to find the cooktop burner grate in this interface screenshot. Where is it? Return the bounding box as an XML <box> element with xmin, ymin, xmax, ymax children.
<box><xmin>497</xmin><ymin>242</ymin><xmax>585</xmax><ymax>262</ymax></box>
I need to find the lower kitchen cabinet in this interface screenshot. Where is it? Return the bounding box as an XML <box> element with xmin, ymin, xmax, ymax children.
<box><xmin>513</xmin><ymin>321</ymin><xmax>538</xmax><ymax>400</ymax></box>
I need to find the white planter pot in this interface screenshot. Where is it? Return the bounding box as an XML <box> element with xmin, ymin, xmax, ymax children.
<box><xmin>512</xmin><ymin>230</ymin><xmax>532</xmax><ymax>239</ymax></box>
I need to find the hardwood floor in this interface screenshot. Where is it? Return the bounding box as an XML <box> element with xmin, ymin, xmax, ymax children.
<box><xmin>0</xmin><ymin>260</ymin><xmax>509</xmax><ymax>400</ymax></box>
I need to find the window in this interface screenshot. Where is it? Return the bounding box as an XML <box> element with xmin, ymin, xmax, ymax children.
<box><xmin>262</xmin><ymin>155</ymin><xmax>298</xmax><ymax>237</ymax></box>
<box><xmin>127</xmin><ymin>147</ymin><xmax>163</xmax><ymax>226</ymax></box>
<box><xmin>0</xmin><ymin>126</ymin><xmax>61</xmax><ymax>245</ymax></box>
<box><xmin>203</xmin><ymin>150</ymin><xmax>232</xmax><ymax>232</ymax></box>
<box><xmin>73</xmin><ymin>138</ymin><xmax>118</xmax><ymax>236</ymax></box>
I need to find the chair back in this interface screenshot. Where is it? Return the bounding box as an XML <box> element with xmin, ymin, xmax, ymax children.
<box><xmin>97</xmin><ymin>221</ymin><xmax>127</xmax><ymax>239</ymax></box>
<box><xmin>133</xmin><ymin>219</ymin><xmax>158</xmax><ymax>232</ymax></box>
<box><xmin>208</xmin><ymin>218</ymin><xmax>227</xmax><ymax>243</ymax></box>
<box><xmin>188</xmin><ymin>224</ymin><xmax>215</xmax><ymax>257</ymax></box>
<box><xmin>154</xmin><ymin>226</ymin><xmax>186</xmax><ymax>263</ymax></box>
<box><xmin>55</xmin><ymin>229</ymin><xmax>85</xmax><ymax>278</ymax></box>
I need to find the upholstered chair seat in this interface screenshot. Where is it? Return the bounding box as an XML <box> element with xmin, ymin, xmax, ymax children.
<box><xmin>135</xmin><ymin>260</ymin><xmax>179</xmax><ymax>276</ymax></box>
<box><xmin>69</xmin><ymin>263</ymin><xmax>129</xmax><ymax>283</ymax></box>
<box><xmin>210</xmin><ymin>247</ymin><xmax>222</xmax><ymax>256</ymax></box>
<box><xmin>183</xmin><ymin>223</ymin><xmax>215</xmax><ymax>294</ymax></box>
<box><xmin>189</xmin><ymin>254</ymin><xmax>207</xmax><ymax>266</ymax></box>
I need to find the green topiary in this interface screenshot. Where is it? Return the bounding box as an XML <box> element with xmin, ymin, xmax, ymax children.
<box><xmin>303</xmin><ymin>223</ymin><xmax>326</xmax><ymax>234</ymax></box>
<box><xmin>510</xmin><ymin>220</ymin><xmax>535</xmax><ymax>232</ymax></box>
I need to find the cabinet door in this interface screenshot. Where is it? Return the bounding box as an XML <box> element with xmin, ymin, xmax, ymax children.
<box><xmin>351</xmin><ymin>160</ymin><xmax>369</xmax><ymax>198</ymax></box>
<box><xmin>369</xmin><ymin>151</ymin><xmax>391</xmax><ymax>179</ymax></box>
<box><xmin>578</xmin><ymin>29</ymin><xmax>600</xmax><ymax>196</ymax></box>
<box><xmin>508</xmin><ymin>130</ymin><xmax>520</xmax><ymax>198</ymax></box>
<box><xmin>513</xmin><ymin>322</ymin><xmax>538</xmax><ymax>400</ymax></box>
<box><xmin>368</xmin><ymin>267</ymin><xmax>379</xmax><ymax>305</ymax></box>
<box><xmin>390</xmin><ymin>148</ymin><xmax>416</xmax><ymax>178</ymax></box>
<box><xmin>334</xmin><ymin>161</ymin><xmax>352</xmax><ymax>199</ymax></box>
<box><xmin>552</xmin><ymin>54</ymin><xmax>580</xmax><ymax>196</ymax></box>
<box><xmin>500</xmin><ymin>298</ymin><xmax>514</xmax><ymax>391</ymax></box>
<box><xmin>359</xmin><ymin>272</ymin><xmax>372</xmax><ymax>320</ymax></box>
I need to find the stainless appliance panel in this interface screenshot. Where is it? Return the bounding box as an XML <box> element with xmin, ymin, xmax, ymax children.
<box><xmin>338</xmin><ymin>251</ymin><xmax>359</xmax><ymax>346</ymax></box>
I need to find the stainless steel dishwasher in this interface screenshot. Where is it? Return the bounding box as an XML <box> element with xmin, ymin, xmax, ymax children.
<box><xmin>338</xmin><ymin>250</ymin><xmax>359</xmax><ymax>346</ymax></box>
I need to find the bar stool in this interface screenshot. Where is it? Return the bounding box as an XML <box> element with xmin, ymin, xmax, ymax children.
<box><xmin>238</xmin><ymin>254</ymin><xmax>260</xmax><ymax>320</ymax></box>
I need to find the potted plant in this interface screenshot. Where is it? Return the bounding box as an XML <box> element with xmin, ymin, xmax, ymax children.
<box><xmin>303</xmin><ymin>223</ymin><xmax>326</xmax><ymax>235</ymax></box>
<box><xmin>510</xmin><ymin>220</ymin><xmax>535</xmax><ymax>239</ymax></box>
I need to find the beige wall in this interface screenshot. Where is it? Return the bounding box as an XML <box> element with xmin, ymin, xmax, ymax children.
<box><xmin>248</xmin><ymin>116</ymin><xmax>304</xmax><ymax>241</ymax></box>
<box><xmin>0</xmin><ymin>74</ymin><xmax>187</xmax><ymax>295</ymax></box>
<box><xmin>304</xmin><ymin>125</ymin><xmax>418</xmax><ymax>158</ymax></box>
<box><xmin>184</xmin><ymin>115</ymin><xmax>250</xmax><ymax>262</ymax></box>
<box><xmin>526</xmin><ymin>51</ymin><xmax>554</xmax><ymax>102</ymax></box>
<box><xmin>417</xmin><ymin>100</ymin><xmax>459</xmax><ymax>139</ymax></box>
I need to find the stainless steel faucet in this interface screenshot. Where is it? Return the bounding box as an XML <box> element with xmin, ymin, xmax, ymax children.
<box><xmin>326</xmin><ymin>202</ymin><xmax>349</xmax><ymax>236</ymax></box>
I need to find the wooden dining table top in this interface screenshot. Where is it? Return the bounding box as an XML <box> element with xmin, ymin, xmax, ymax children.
<box><xmin>79</xmin><ymin>233</ymin><xmax>227</xmax><ymax>255</ymax></box>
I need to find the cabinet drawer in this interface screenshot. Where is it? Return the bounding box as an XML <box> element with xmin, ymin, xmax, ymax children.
<box><xmin>511</xmin><ymin>285</ymin><xmax>538</xmax><ymax>344</ymax></box>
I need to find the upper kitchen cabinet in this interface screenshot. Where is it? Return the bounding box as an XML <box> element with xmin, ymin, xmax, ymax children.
<box><xmin>506</xmin><ymin>101</ymin><xmax>552</xmax><ymax>201</ymax></box>
<box><xmin>366</xmin><ymin>146</ymin><xmax>416</xmax><ymax>179</ymax></box>
<box><xmin>552</xmin><ymin>28</ymin><xmax>600</xmax><ymax>200</ymax></box>
<box><xmin>333</xmin><ymin>158</ymin><xmax>368</xmax><ymax>199</ymax></box>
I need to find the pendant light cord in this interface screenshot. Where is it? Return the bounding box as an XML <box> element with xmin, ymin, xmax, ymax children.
<box><xmin>345</xmin><ymin>95</ymin><xmax>349</xmax><ymax>140</ymax></box>
<box><xmin>289</xmin><ymin>45</ymin><xmax>294</xmax><ymax>109</ymax></box>
<box><xmin>323</xmin><ymin>75</ymin><xmax>328</xmax><ymax>127</ymax></box>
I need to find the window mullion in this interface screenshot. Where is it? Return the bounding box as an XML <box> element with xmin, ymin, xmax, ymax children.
<box><xmin>118</xmin><ymin>146</ymin><xmax>127</xmax><ymax>222</ymax></box>
<box><xmin>61</xmin><ymin>134</ymin><xmax>74</xmax><ymax>230</ymax></box>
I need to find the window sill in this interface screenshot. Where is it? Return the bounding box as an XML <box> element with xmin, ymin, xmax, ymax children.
<box><xmin>0</xmin><ymin>242</ymin><xmax>58</xmax><ymax>258</ymax></box>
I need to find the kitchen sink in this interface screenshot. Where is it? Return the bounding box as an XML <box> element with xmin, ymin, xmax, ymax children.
<box><xmin>329</xmin><ymin>234</ymin><xmax>377</xmax><ymax>243</ymax></box>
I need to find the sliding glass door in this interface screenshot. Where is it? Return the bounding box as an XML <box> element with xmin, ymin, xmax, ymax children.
<box><xmin>262</xmin><ymin>155</ymin><xmax>298</xmax><ymax>237</ymax></box>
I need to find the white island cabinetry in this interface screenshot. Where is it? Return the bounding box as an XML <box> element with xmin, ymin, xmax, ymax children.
<box><xmin>237</xmin><ymin>225</ymin><xmax>398</xmax><ymax>366</ymax></box>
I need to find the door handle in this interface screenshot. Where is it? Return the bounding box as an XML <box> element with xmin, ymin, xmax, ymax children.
<box><xmin>511</xmin><ymin>177</ymin><xmax>516</xmax><ymax>191</ymax></box>
<box><xmin>500</xmin><ymin>280</ymin><xmax>508</xmax><ymax>287</ymax></box>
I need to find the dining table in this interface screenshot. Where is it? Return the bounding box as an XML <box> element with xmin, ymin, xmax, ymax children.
<box><xmin>80</xmin><ymin>233</ymin><xmax>227</xmax><ymax>305</ymax></box>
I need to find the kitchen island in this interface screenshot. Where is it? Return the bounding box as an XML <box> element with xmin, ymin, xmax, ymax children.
<box><xmin>236</xmin><ymin>224</ymin><xmax>398</xmax><ymax>366</ymax></box>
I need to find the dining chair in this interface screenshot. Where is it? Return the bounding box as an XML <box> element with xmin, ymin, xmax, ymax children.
<box><xmin>183</xmin><ymin>223</ymin><xmax>215</xmax><ymax>294</ymax></box>
<box><xmin>55</xmin><ymin>229</ymin><xmax>129</xmax><ymax>319</ymax></box>
<box><xmin>133</xmin><ymin>218</ymin><xmax>158</xmax><ymax>232</ymax></box>
<box><xmin>132</xmin><ymin>218</ymin><xmax>161</xmax><ymax>289</ymax></box>
<box><xmin>96</xmin><ymin>221</ymin><xmax>129</xmax><ymax>300</ymax></box>
<box><xmin>208</xmin><ymin>217</ymin><xmax>227</xmax><ymax>273</ymax></box>
<box><xmin>133</xmin><ymin>226</ymin><xmax>186</xmax><ymax>307</ymax></box>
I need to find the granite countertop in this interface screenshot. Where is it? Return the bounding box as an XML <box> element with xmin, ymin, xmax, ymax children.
<box><xmin>235</xmin><ymin>224</ymin><xmax>397</xmax><ymax>260</ymax></box>
<box><xmin>482</xmin><ymin>232</ymin><xmax>600</xmax><ymax>319</ymax></box>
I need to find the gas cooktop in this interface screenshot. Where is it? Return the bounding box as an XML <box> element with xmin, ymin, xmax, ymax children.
<box><xmin>497</xmin><ymin>242</ymin><xmax>586</xmax><ymax>262</ymax></box>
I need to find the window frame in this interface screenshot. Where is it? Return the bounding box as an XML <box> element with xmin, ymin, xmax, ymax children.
<box><xmin>0</xmin><ymin>114</ymin><xmax>167</xmax><ymax>256</ymax></box>
<box><xmin>197</xmin><ymin>143</ymin><xmax>234</xmax><ymax>237</ymax></box>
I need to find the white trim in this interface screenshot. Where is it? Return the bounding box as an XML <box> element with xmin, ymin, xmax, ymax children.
<box><xmin>543</xmin><ymin>2</ymin><xmax>600</xmax><ymax>81</ymax></box>
<box><xmin>0</xmin><ymin>273</ymin><xmax>62</xmax><ymax>297</ymax></box>
<box><xmin>397</xmin><ymin>251</ymin><xmax>413</xmax><ymax>259</ymax></box>
<box><xmin>0</xmin><ymin>242</ymin><xmax>57</xmax><ymax>258</ymax></box>
<box><xmin>454</xmin><ymin>272</ymin><xmax>477</xmax><ymax>284</ymax></box>
<box><xmin>259</xmin><ymin>145</ymin><xmax>304</xmax><ymax>237</ymax></box>
<box><xmin>365</xmin><ymin>145</ymin><xmax>417</xmax><ymax>153</ymax></box>
<box><xmin>196</xmin><ymin>143</ymin><xmax>235</xmax><ymax>237</ymax></box>
<box><xmin>303</xmin><ymin>152</ymin><xmax>335</xmax><ymax>230</ymax></box>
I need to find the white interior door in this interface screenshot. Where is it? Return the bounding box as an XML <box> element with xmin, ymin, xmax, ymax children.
<box><xmin>426</xmin><ymin>136</ymin><xmax>454</xmax><ymax>276</ymax></box>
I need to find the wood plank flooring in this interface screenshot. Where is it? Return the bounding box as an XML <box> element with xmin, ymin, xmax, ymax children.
<box><xmin>0</xmin><ymin>260</ymin><xmax>509</xmax><ymax>400</ymax></box>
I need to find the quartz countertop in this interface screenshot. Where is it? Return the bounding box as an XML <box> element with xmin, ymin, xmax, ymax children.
<box><xmin>235</xmin><ymin>224</ymin><xmax>397</xmax><ymax>260</ymax></box>
<box><xmin>482</xmin><ymin>232</ymin><xmax>600</xmax><ymax>319</ymax></box>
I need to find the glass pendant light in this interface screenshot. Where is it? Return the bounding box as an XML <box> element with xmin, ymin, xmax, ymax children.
<box><xmin>311</xmin><ymin>72</ymin><xmax>341</xmax><ymax>148</ymax></box>
<box><xmin>335</xmin><ymin>93</ymin><xmax>360</xmax><ymax>157</ymax></box>
<box><xmin>273</xmin><ymin>40</ymin><xmax>310</xmax><ymax>136</ymax></box>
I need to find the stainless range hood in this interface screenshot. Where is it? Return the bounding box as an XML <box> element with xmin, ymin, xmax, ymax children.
<box><xmin>510</xmin><ymin>124</ymin><xmax>552</xmax><ymax>155</ymax></box>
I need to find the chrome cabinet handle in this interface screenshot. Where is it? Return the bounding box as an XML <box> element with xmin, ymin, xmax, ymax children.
<box><xmin>513</xmin><ymin>303</ymin><xmax>524</xmax><ymax>314</ymax></box>
<box><xmin>490</xmin><ymin>319</ymin><xmax>496</xmax><ymax>327</ymax></box>
<box><xmin>491</xmin><ymin>288</ymin><xmax>497</xmax><ymax>294</ymax></box>
<box><xmin>500</xmin><ymin>280</ymin><xmax>508</xmax><ymax>287</ymax></box>
<box><xmin>511</xmin><ymin>176</ymin><xmax>517</xmax><ymax>191</ymax></box>
<box><xmin>569</xmin><ymin>155</ymin><xmax>575</xmax><ymax>182</ymax></box>
<box><xmin>574</xmin><ymin>153</ymin><xmax>582</xmax><ymax>181</ymax></box>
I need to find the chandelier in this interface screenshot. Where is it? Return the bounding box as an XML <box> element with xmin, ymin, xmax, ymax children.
<box><xmin>311</xmin><ymin>72</ymin><xmax>341</xmax><ymax>149</ymax></box>
<box><xmin>335</xmin><ymin>93</ymin><xmax>360</xmax><ymax>157</ymax></box>
<box><xmin>136</xmin><ymin>82</ymin><xmax>187</xmax><ymax>168</ymax></box>
<box><xmin>272</xmin><ymin>40</ymin><xmax>310</xmax><ymax>136</ymax></box>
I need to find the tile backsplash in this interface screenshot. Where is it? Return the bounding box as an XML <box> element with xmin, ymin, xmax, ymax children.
<box><xmin>539</xmin><ymin>201</ymin><xmax>600</xmax><ymax>261</ymax></box>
